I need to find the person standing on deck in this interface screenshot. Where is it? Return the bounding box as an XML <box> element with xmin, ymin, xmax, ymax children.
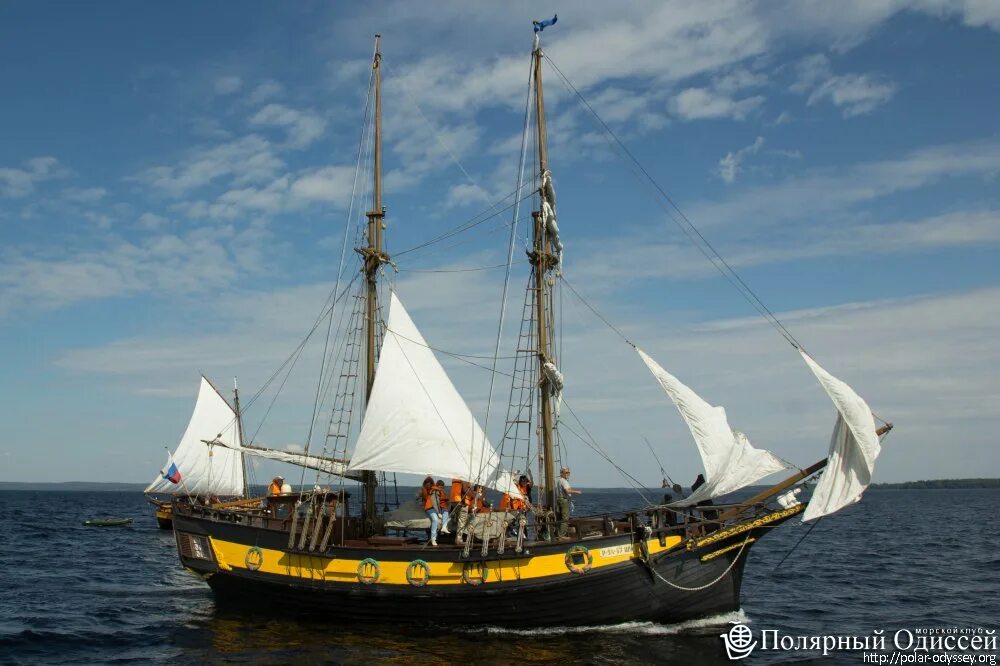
<box><xmin>556</xmin><ymin>467</ymin><xmax>582</xmax><ymax>538</ymax></box>
<box><xmin>268</xmin><ymin>476</ymin><xmax>284</xmax><ymax>496</ymax></box>
<box><xmin>435</xmin><ymin>479</ymin><xmax>451</xmax><ymax>535</ymax></box>
<box><xmin>421</xmin><ymin>476</ymin><xmax>440</xmax><ymax>546</ymax></box>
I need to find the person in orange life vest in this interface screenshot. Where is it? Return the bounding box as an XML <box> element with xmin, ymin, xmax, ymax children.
<box><xmin>517</xmin><ymin>475</ymin><xmax>533</xmax><ymax>510</ymax></box>
<box><xmin>434</xmin><ymin>479</ymin><xmax>451</xmax><ymax>535</ymax></box>
<box><xmin>464</xmin><ymin>484</ymin><xmax>489</xmax><ymax>512</ymax></box>
<box><xmin>449</xmin><ymin>479</ymin><xmax>468</xmax><ymax>508</ymax></box>
<box><xmin>420</xmin><ymin>476</ymin><xmax>442</xmax><ymax>546</ymax></box>
<box><xmin>268</xmin><ymin>476</ymin><xmax>284</xmax><ymax>496</ymax></box>
<box><xmin>499</xmin><ymin>481</ymin><xmax>527</xmax><ymax>512</ymax></box>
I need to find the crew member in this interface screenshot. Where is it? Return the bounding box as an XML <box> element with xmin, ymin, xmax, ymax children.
<box><xmin>435</xmin><ymin>479</ymin><xmax>451</xmax><ymax>534</ymax></box>
<box><xmin>421</xmin><ymin>476</ymin><xmax>440</xmax><ymax>546</ymax></box>
<box><xmin>556</xmin><ymin>466</ymin><xmax>582</xmax><ymax>538</ymax></box>
<box><xmin>268</xmin><ymin>476</ymin><xmax>284</xmax><ymax>496</ymax></box>
<box><xmin>449</xmin><ymin>479</ymin><xmax>467</xmax><ymax>509</ymax></box>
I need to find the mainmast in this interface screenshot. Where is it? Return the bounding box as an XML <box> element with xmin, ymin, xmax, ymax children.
<box><xmin>360</xmin><ymin>34</ymin><xmax>388</xmax><ymax>527</ymax></box>
<box><xmin>531</xmin><ymin>35</ymin><xmax>559</xmax><ymax>509</ymax></box>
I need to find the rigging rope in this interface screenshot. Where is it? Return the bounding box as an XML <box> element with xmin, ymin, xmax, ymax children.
<box><xmin>473</xmin><ymin>52</ymin><xmax>537</xmax><ymax>486</ymax></box>
<box><xmin>300</xmin><ymin>53</ymin><xmax>377</xmax><ymax>494</ymax></box>
<box><xmin>650</xmin><ymin>531</ymin><xmax>753</xmax><ymax>592</ymax></box>
<box><xmin>392</xmin><ymin>187</ymin><xmax>535</xmax><ymax>258</ymax></box>
<box><xmin>543</xmin><ymin>54</ymin><xmax>804</xmax><ymax>352</ymax></box>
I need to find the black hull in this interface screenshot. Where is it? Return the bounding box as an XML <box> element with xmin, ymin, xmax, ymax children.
<box><xmin>156</xmin><ymin>516</ymin><xmax>173</xmax><ymax>530</ymax></box>
<box><xmin>202</xmin><ymin>547</ymin><xmax>747</xmax><ymax>626</ymax></box>
<box><xmin>170</xmin><ymin>509</ymin><xmax>794</xmax><ymax>627</ymax></box>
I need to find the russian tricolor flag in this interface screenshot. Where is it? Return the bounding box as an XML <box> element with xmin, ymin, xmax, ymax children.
<box><xmin>160</xmin><ymin>453</ymin><xmax>182</xmax><ymax>485</ymax></box>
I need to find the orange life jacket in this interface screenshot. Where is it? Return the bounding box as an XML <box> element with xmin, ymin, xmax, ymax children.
<box><xmin>421</xmin><ymin>486</ymin><xmax>436</xmax><ymax>511</ymax></box>
<box><xmin>435</xmin><ymin>487</ymin><xmax>448</xmax><ymax>510</ymax></box>
<box><xmin>450</xmin><ymin>479</ymin><xmax>467</xmax><ymax>503</ymax></box>
<box><xmin>500</xmin><ymin>491</ymin><xmax>526</xmax><ymax>512</ymax></box>
<box><xmin>268</xmin><ymin>482</ymin><xmax>282</xmax><ymax>496</ymax></box>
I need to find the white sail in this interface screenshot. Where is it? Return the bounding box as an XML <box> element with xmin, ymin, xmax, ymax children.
<box><xmin>636</xmin><ymin>347</ymin><xmax>787</xmax><ymax>505</ymax></box>
<box><xmin>206</xmin><ymin>439</ymin><xmax>362</xmax><ymax>480</ymax></box>
<box><xmin>347</xmin><ymin>292</ymin><xmax>505</xmax><ymax>492</ymax></box>
<box><xmin>145</xmin><ymin>377</ymin><xmax>244</xmax><ymax>496</ymax></box>
<box><xmin>800</xmin><ymin>351</ymin><xmax>881</xmax><ymax>521</ymax></box>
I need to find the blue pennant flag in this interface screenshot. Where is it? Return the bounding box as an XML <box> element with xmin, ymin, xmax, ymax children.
<box><xmin>533</xmin><ymin>14</ymin><xmax>557</xmax><ymax>33</ymax></box>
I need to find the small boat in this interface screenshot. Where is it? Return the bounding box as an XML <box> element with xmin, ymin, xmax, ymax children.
<box><xmin>83</xmin><ymin>517</ymin><xmax>133</xmax><ymax>527</ymax></box>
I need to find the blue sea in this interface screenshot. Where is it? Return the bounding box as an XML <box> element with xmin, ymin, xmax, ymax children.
<box><xmin>0</xmin><ymin>488</ymin><xmax>997</xmax><ymax>664</ymax></box>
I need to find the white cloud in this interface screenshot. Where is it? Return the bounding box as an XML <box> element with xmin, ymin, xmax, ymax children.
<box><xmin>0</xmin><ymin>157</ymin><xmax>65</xmax><ymax>198</ymax></box>
<box><xmin>247</xmin><ymin>80</ymin><xmax>285</xmax><ymax>106</ymax></box>
<box><xmin>808</xmin><ymin>72</ymin><xmax>897</xmax><ymax>117</ymax></box>
<box><xmin>214</xmin><ymin>75</ymin><xmax>243</xmax><ymax>95</ymax></box>
<box><xmin>0</xmin><ymin>224</ymin><xmax>270</xmax><ymax>317</ymax></box>
<box><xmin>690</xmin><ymin>138</ymin><xmax>1000</xmax><ymax>233</ymax></box>
<box><xmin>137</xmin><ymin>212</ymin><xmax>168</xmax><ymax>229</ymax></box>
<box><xmin>669</xmin><ymin>87</ymin><xmax>765</xmax><ymax>121</ymax></box>
<box><xmin>62</xmin><ymin>187</ymin><xmax>108</xmax><ymax>203</ymax></box>
<box><xmin>134</xmin><ymin>135</ymin><xmax>285</xmax><ymax>195</ymax></box>
<box><xmin>792</xmin><ymin>53</ymin><xmax>897</xmax><ymax>117</ymax></box>
<box><xmin>716</xmin><ymin>136</ymin><xmax>765</xmax><ymax>183</ymax></box>
<box><xmin>249</xmin><ymin>103</ymin><xmax>326</xmax><ymax>149</ymax></box>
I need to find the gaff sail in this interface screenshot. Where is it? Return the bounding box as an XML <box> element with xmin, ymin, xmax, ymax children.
<box><xmin>636</xmin><ymin>347</ymin><xmax>787</xmax><ymax>505</ymax></box>
<box><xmin>145</xmin><ymin>376</ymin><xmax>244</xmax><ymax>497</ymax></box>
<box><xmin>347</xmin><ymin>292</ymin><xmax>522</xmax><ymax>499</ymax></box>
<box><xmin>800</xmin><ymin>351</ymin><xmax>881</xmax><ymax>521</ymax></box>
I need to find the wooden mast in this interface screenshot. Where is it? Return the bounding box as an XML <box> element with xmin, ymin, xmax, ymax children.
<box><xmin>233</xmin><ymin>377</ymin><xmax>249</xmax><ymax>498</ymax></box>
<box><xmin>361</xmin><ymin>34</ymin><xmax>386</xmax><ymax>526</ymax></box>
<box><xmin>532</xmin><ymin>37</ymin><xmax>557</xmax><ymax>510</ymax></box>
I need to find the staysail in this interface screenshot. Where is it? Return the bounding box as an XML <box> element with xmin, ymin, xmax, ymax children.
<box><xmin>800</xmin><ymin>351</ymin><xmax>881</xmax><ymax>521</ymax></box>
<box><xmin>145</xmin><ymin>376</ymin><xmax>245</xmax><ymax>496</ymax></box>
<box><xmin>347</xmin><ymin>292</ymin><xmax>518</xmax><ymax>497</ymax></box>
<box><xmin>205</xmin><ymin>439</ymin><xmax>362</xmax><ymax>480</ymax></box>
<box><xmin>636</xmin><ymin>347</ymin><xmax>787</xmax><ymax>505</ymax></box>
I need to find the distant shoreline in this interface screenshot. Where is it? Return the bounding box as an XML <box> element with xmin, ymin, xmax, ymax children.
<box><xmin>1</xmin><ymin>479</ymin><xmax>998</xmax><ymax>491</ymax></box>
<box><xmin>869</xmin><ymin>478</ymin><xmax>1000</xmax><ymax>490</ymax></box>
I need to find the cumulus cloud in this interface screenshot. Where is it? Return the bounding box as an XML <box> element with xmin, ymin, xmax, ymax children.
<box><xmin>669</xmin><ymin>87</ymin><xmax>765</xmax><ymax>121</ymax></box>
<box><xmin>0</xmin><ymin>157</ymin><xmax>66</xmax><ymax>198</ymax></box>
<box><xmin>249</xmin><ymin>103</ymin><xmax>326</xmax><ymax>149</ymax></box>
<box><xmin>133</xmin><ymin>135</ymin><xmax>285</xmax><ymax>195</ymax></box>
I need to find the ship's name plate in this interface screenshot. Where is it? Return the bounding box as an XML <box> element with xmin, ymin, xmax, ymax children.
<box><xmin>598</xmin><ymin>544</ymin><xmax>635</xmax><ymax>558</ymax></box>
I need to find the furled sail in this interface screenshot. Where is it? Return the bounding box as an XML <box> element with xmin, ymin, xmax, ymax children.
<box><xmin>145</xmin><ymin>377</ymin><xmax>244</xmax><ymax>496</ymax></box>
<box><xmin>347</xmin><ymin>293</ymin><xmax>510</xmax><ymax>494</ymax></box>
<box><xmin>800</xmin><ymin>351</ymin><xmax>881</xmax><ymax>521</ymax></box>
<box><xmin>203</xmin><ymin>439</ymin><xmax>363</xmax><ymax>480</ymax></box>
<box><xmin>636</xmin><ymin>348</ymin><xmax>787</xmax><ymax>505</ymax></box>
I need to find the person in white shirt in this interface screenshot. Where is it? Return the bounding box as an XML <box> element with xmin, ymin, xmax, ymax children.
<box><xmin>556</xmin><ymin>467</ymin><xmax>582</xmax><ymax>537</ymax></box>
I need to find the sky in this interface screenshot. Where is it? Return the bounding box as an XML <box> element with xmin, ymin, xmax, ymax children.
<box><xmin>1</xmin><ymin>1</ymin><xmax>999</xmax><ymax>488</ymax></box>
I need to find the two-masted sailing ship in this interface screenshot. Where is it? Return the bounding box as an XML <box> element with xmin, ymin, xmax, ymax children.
<box><xmin>168</xmin><ymin>29</ymin><xmax>892</xmax><ymax>626</ymax></box>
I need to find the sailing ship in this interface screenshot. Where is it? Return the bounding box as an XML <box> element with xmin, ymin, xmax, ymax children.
<box><xmin>168</xmin><ymin>29</ymin><xmax>892</xmax><ymax>626</ymax></box>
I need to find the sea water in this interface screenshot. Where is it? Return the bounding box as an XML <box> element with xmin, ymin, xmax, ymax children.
<box><xmin>0</xmin><ymin>488</ymin><xmax>997</xmax><ymax>664</ymax></box>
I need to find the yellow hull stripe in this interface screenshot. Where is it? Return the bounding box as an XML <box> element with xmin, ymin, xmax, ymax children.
<box><xmin>209</xmin><ymin>535</ymin><xmax>684</xmax><ymax>586</ymax></box>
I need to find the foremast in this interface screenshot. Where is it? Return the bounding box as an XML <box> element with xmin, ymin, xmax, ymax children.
<box><xmin>358</xmin><ymin>34</ymin><xmax>389</xmax><ymax>527</ymax></box>
<box><xmin>531</xmin><ymin>34</ymin><xmax>560</xmax><ymax>510</ymax></box>
<box><xmin>233</xmin><ymin>377</ymin><xmax>249</xmax><ymax>498</ymax></box>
